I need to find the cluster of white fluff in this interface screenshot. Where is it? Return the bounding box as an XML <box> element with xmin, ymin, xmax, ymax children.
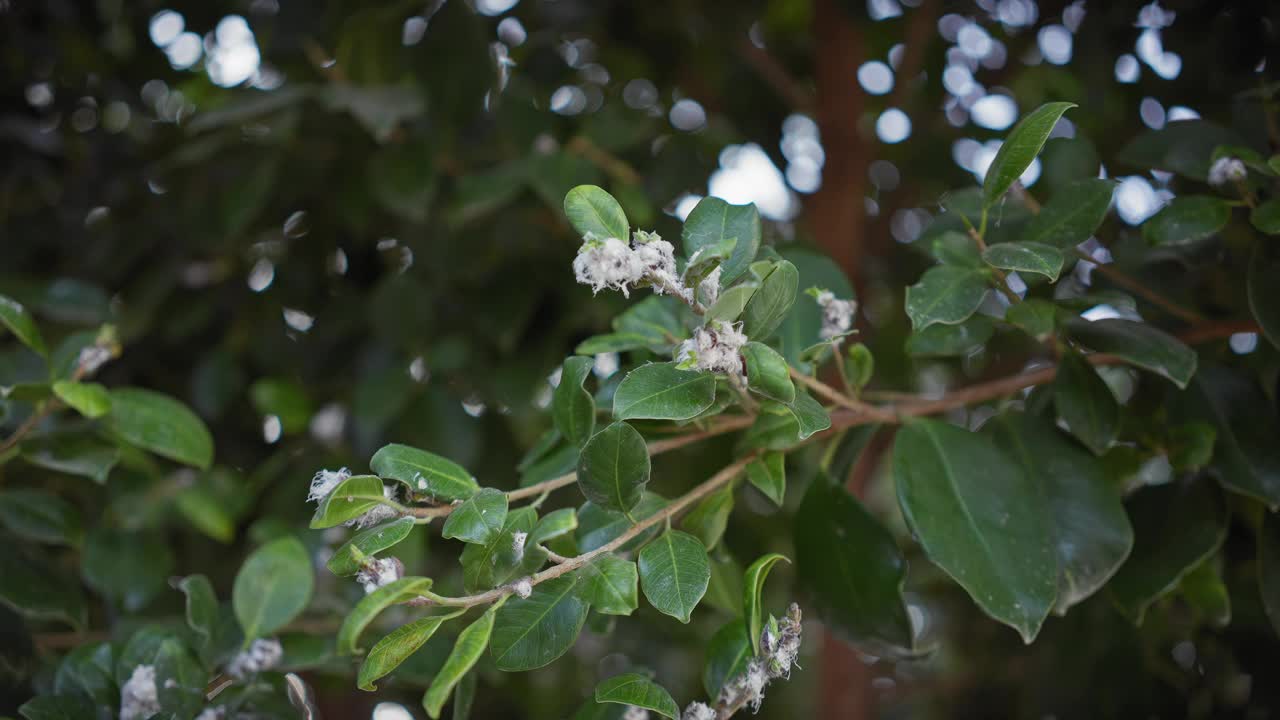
<box><xmin>1208</xmin><ymin>156</ymin><xmax>1247</xmax><ymax>187</ymax></box>
<box><xmin>226</xmin><ymin>638</ymin><xmax>284</xmax><ymax>680</ymax></box>
<box><xmin>677</xmin><ymin>321</ymin><xmax>748</xmax><ymax>378</ymax></box>
<box><xmin>572</xmin><ymin>231</ymin><xmax>692</xmax><ymax>302</ymax></box>
<box><xmin>681</xmin><ymin>701</ymin><xmax>716</xmax><ymax>720</ymax></box>
<box><xmin>716</xmin><ymin>603</ymin><xmax>804</xmax><ymax>713</ymax></box>
<box><xmin>308</xmin><ymin>467</ymin><xmax>350</xmax><ymax>502</ymax></box>
<box><xmin>77</xmin><ymin>344</ymin><xmax>113</xmax><ymax>375</ymax></box>
<box><xmin>623</xmin><ymin>706</ymin><xmax>650</xmax><ymax>720</ymax></box>
<box><xmin>512</xmin><ymin>576</ymin><xmax>533</xmax><ymax>599</ymax></box>
<box><xmin>813</xmin><ymin>289</ymin><xmax>857</xmax><ymax>340</ymax></box>
<box><xmin>307</xmin><ymin>467</ymin><xmax>400</xmax><ymax>529</ymax></box>
<box><xmin>356</xmin><ymin>556</ymin><xmax>404</xmax><ymax>594</ymax></box>
<box><xmin>195</xmin><ymin>707</ymin><xmax>227</xmax><ymax>720</ymax></box>
<box><xmin>119</xmin><ymin>665</ymin><xmax>161</xmax><ymax>720</ymax></box>
<box><xmin>511</xmin><ymin>530</ymin><xmax>528</xmax><ymax>559</ymax></box>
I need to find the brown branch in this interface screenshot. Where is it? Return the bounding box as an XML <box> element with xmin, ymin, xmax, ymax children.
<box><xmin>789</xmin><ymin>367</ymin><xmax>895</xmax><ymax>423</ymax></box>
<box><xmin>1080</xmin><ymin>251</ymin><xmax>1206</xmax><ymax>325</ymax></box>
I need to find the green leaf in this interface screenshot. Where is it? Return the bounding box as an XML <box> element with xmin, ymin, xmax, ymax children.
<box><xmin>613</xmin><ymin>363</ymin><xmax>716</xmax><ymax>421</ymax></box>
<box><xmin>594</xmin><ymin>673</ymin><xmax>679</xmax><ymax>719</ymax></box>
<box><xmin>681</xmin><ymin>196</ymin><xmax>761</xmax><ymax>285</ymax></box>
<box><xmin>744</xmin><ymin>553</ymin><xmax>789</xmax><ymax>654</ymax></box>
<box><xmin>904</xmin><ymin>266</ymin><xmax>989</xmax><ymax>330</ymax></box>
<box><xmin>577</xmin><ymin>493</ymin><xmax>668</xmax><ymax>552</ymax></box>
<box><xmin>155</xmin><ymin>638</ymin><xmax>205</xmax><ymax>716</ymax></box>
<box><xmin>564</xmin><ymin>185</ymin><xmax>629</xmax><ymax>240</ymax></box>
<box><xmin>638</xmin><ymin>529</ymin><xmax>710</xmax><ymax>623</ymax></box>
<box><xmin>1065</xmin><ymin>318</ymin><xmax>1197</xmax><ymax>388</ymax></box>
<box><xmin>1249</xmin><ymin>242</ymin><xmax>1280</xmax><ymax>350</ymax></box>
<box><xmin>905</xmin><ymin>315</ymin><xmax>995</xmax><ymax>357</ymax></box>
<box><xmin>774</xmin><ymin>248</ymin><xmax>855</xmax><ymax>369</ymax></box>
<box><xmin>328</xmin><ymin>517</ymin><xmax>417</xmax><ymax>576</ymax></box>
<box><xmin>0</xmin><ymin>293</ymin><xmax>47</xmax><ymax>356</ymax></box>
<box><xmin>702</xmin><ymin>620</ymin><xmax>753</xmax><ymax>698</ymax></box>
<box><xmin>0</xmin><ymin>547</ymin><xmax>86</xmax><ymax>630</ymax></box>
<box><xmin>21</xmin><ymin>436</ymin><xmax>119</xmax><ymax>483</ymax></box>
<box><xmin>742</xmin><ymin>391</ymin><xmax>831</xmax><ymax>450</ymax></box>
<box><xmin>460</xmin><ymin>507</ymin><xmax>543</xmax><ymax>592</ymax></box>
<box><xmin>741</xmin><ymin>342</ymin><xmax>795</xmax><ymax>403</ymax></box>
<box><xmin>81</xmin><ymin>528</ymin><xmax>174</xmax><ymax>612</ymax></box>
<box><xmin>1170</xmin><ymin>367</ymin><xmax>1280</xmax><ymax>509</ymax></box>
<box><xmin>578</xmin><ymin>554</ymin><xmax>638</xmax><ymax>616</ymax></box>
<box><xmin>554</xmin><ymin>357</ymin><xmax>596</xmax><ymax>448</ymax></box>
<box><xmin>359</xmin><ymin>611</ymin><xmax>463</xmax><ymax>691</ymax></box>
<box><xmin>746</xmin><ymin>452</ymin><xmax>786</xmax><ymax>506</ymax></box>
<box><xmin>893</xmin><ymin>419</ymin><xmax>1057</xmax><ymax>642</ymax></box>
<box><xmin>1179</xmin><ymin>556</ymin><xmax>1230</xmax><ymax>627</ymax></box>
<box><xmin>18</xmin><ymin>695</ymin><xmax>95</xmax><ymax>720</ymax></box>
<box><xmin>1022</xmin><ymin>178</ymin><xmax>1116</xmax><ymax>249</ymax></box>
<box><xmin>442</xmin><ymin>488</ymin><xmax>508</xmax><ymax>545</ymax></box>
<box><xmin>234</xmin><ymin>536</ymin><xmax>315</xmax><ymax>641</ymax></box>
<box><xmin>310</xmin><ymin>474</ymin><xmax>391</xmax><ymax>529</ymax></box>
<box><xmin>794</xmin><ymin>472</ymin><xmax>914</xmax><ymax>654</ymax></box>
<box><xmin>780</xmin><ymin>390</ymin><xmax>830</xmax><ymax>441</ymax></box>
<box><xmin>1251</xmin><ymin>198</ymin><xmax>1280</xmax><ymax>234</ymax></box>
<box><xmin>491</xmin><ymin>574</ymin><xmax>589</xmax><ymax>671</ymax></box>
<box><xmin>705</xmin><ymin>283</ymin><xmax>759</xmax><ymax>323</ymax></box>
<box><xmin>1141</xmin><ymin>195</ymin><xmax>1232</xmax><ymax>246</ymax></box>
<box><xmin>337</xmin><ymin>577</ymin><xmax>433</xmax><ymax>654</ymax></box>
<box><xmin>1118</xmin><ymin>119</ymin><xmax>1244</xmax><ymax>181</ymax></box>
<box><xmin>530</xmin><ymin>507</ymin><xmax>578</xmax><ymax>546</ymax></box>
<box><xmin>423</xmin><ymin>603</ymin><xmax>501</xmax><ymax>719</ymax></box>
<box><xmin>1052</xmin><ymin>351</ymin><xmax>1119</xmax><ymax>455</ymax></box>
<box><xmin>1258</xmin><ymin>514</ymin><xmax>1280</xmax><ymax>638</ymax></box>
<box><xmin>983</xmin><ymin>102</ymin><xmax>1076</xmax><ymax>208</ymax></box>
<box><xmin>51</xmin><ymin>381</ymin><xmax>110</xmax><ymax>419</ymax></box>
<box><xmin>371</xmin><ymin>443</ymin><xmax>479</xmax><ymax>501</ymax></box>
<box><xmin>931</xmin><ymin>229</ymin><xmax>982</xmax><ymax>266</ymax></box>
<box><xmin>981</xmin><ymin>242</ymin><xmax>1065</xmax><ymax>281</ymax></box>
<box><xmin>741</xmin><ymin>260</ymin><xmax>799</xmax><ymax>339</ymax></box>
<box><xmin>847</xmin><ymin>343</ymin><xmax>874</xmax><ymax>389</ymax></box>
<box><xmin>1006</xmin><ymin>299</ymin><xmax>1058</xmax><ymax>340</ymax></box>
<box><xmin>683</xmin><ymin>236</ymin><xmax>738</xmax><ymax>296</ymax></box>
<box><xmin>984</xmin><ymin>413</ymin><xmax>1133</xmax><ymax>613</ymax></box>
<box><xmin>1108</xmin><ymin>481</ymin><xmax>1227</xmax><ymax>624</ymax></box>
<box><xmin>680</xmin><ymin>484</ymin><xmax>734</xmax><ymax>549</ymax></box>
<box><xmin>106</xmin><ymin>387</ymin><xmax>213</xmax><ymax>469</ymax></box>
<box><xmin>174</xmin><ymin>574</ymin><xmax>217</xmax><ymax>643</ymax></box>
<box><xmin>577</xmin><ymin>421</ymin><xmax>650</xmax><ymax>513</ymax></box>
<box><xmin>53</xmin><ymin>641</ymin><xmax>115</xmax><ymax>706</ymax></box>
<box><xmin>0</xmin><ymin>490</ymin><xmax>82</xmax><ymax>546</ymax></box>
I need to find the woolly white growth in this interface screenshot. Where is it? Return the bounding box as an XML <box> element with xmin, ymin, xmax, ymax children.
<box><xmin>226</xmin><ymin>638</ymin><xmax>284</xmax><ymax>680</ymax></box>
<box><xmin>682</xmin><ymin>701</ymin><xmax>716</xmax><ymax>720</ymax></box>
<box><xmin>573</xmin><ymin>236</ymin><xmax>645</xmax><ymax>297</ymax></box>
<box><xmin>77</xmin><ymin>345</ymin><xmax>112</xmax><ymax>374</ymax></box>
<box><xmin>195</xmin><ymin>708</ymin><xmax>226</xmax><ymax>720</ymax></box>
<box><xmin>716</xmin><ymin>603</ymin><xmax>804</xmax><ymax>713</ymax></box>
<box><xmin>813</xmin><ymin>290</ymin><xmax>857</xmax><ymax>340</ymax></box>
<box><xmin>677</xmin><ymin>321</ymin><xmax>748</xmax><ymax>377</ymax></box>
<box><xmin>513</xmin><ymin>577</ymin><xmax>533</xmax><ymax>599</ymax></box>
<box><xmin>119</xmin><ymin>664</ymin><xmax>161</xmax><ymax>720</ymax></box>
<box><xmin>765</xmin><ymin>603</ymin><xmax>803</xmax><ymax>679</ymax></box>
<box><xmin>1208</xmin><ymin>156</ymin><xmax>1247</xmax><ymax>187</ymax></box>
<box><xmin>511</xmin><ymin>531</ymin><xmax>528</xmax><ymax>558</ymax></box>
<box><xmin>623</xmin><ymin>706</ymin><xmax>651</xmax><ymax>720</ymax></box>
<box><xmin>357</xmin><ymin>556</ymin><xmax>403</xmax><ymax>594</ymax></box>
<box><xmin>307</xmin><ymin>467</ymin><xmax>350</xmax><ymax>503</ymax></box>
<box><xmin>350</xmin><ymin>484</ymin><xmax>400</xmax><ymax>529</ymax></box>
<box><xmin>698</xmin><ymin>266</ymin><xmax>722</xmax><ymax>306</ymax></box>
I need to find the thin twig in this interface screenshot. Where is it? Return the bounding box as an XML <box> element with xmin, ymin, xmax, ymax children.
<box><xmin>788</xmin><ymin>367</ymin><xmax>895</xmax><ymax>423</ymax></box>
<box><xmin>1078</xmin><ymin>251</ymin><xmax>1205</xmax><ymax>324</ymax></box>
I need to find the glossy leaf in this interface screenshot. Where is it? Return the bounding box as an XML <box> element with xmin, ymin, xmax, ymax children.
<box><xmin>1022</xmin><ymin>178</ymin><xmax>1116</xmax><ymax>249</ymax></box>
<box><xmin>310</xmin><ymin>474</ymin><xmax>391</xmax><ymax>529</ymax></box>
<box><xmin>744</xmin><ymin>553</ymin><xmax>789</xmax><ymax>654</ymax></box>
<box><xmin>337</xmin><ymin>577</ymin><xmax>434</xmax><ymax>654</ymax></box>
<box><xmin>460</xmin><ymin>507</ymin><xmax>542</xmax><ymax>592</ymax></box>
<box><xmin>681</xmin><ymin>484</ymin><xmax>734</xmax><ymax>549</ymax></box>
<box><xmin>491</xmin><ymin>574</ymin><xmax>589</xmax><ymax>671</ymax></box>
<box><xmin>1052</xmin><ymin>350</ymin><xmax>1119</xmax><ymax>455</ymax></box>
<box><xmin>154</xmin><ymin>638</ymin><xmax>205</xmax><ymax>716</ymax></box>
<box><xmin>983</xmin><ymin>102</ymin><xmax>1076</xmax><ymax>207</ymax></box>
<box><xmin>20</xmin><ymin>436</ymin><xmax>119</xmax><ymax>484</ymax></box>
<box><xmin>904</xmin><ymin>265</ymin><xmax>989</xmax><ymax>330</ymax></box>
<box><xmin>681</xmin><ymin>196</ymin><xmax>761</xmax><ymax>285</ymax></box>
<box><xmin>577</xmin><ymin>493</ymin><xmax>668</xmax><ymax>552</ymax></box>
<box><xmin>746</xmin><ymin>452</ymin><xmax>786</xmax><ymax>506</ymax></box>
<box><xmin>234</xmin><ymin>536</ymin><xmax>315</xmax><ymax>640</ymax></box>
<box><xmin>51</xmin><ymin>381</ymin><xmax>110</xmax><ymax>419</ymax></box>
<box><xmin>530</xmin><ymin>507</ymin><xmax>578</xmax><ymax>546</ymax></box>
<box><xmin>905</xmin><ymin>314</ymin><xmax>995</xmax><ymax>357</ymax></box>
<box><xmin>423</xmin><ymin>602</ymin><xmax>501</xmax><ymax>719</ymax></box>
<box><xmin>81</xmin><ymin>528</ymin><xmax>174</xmax><ymax>612</ymax></box>
<box><xmin>0</xmin><ymin>293</ymin><xmax>47</xmax><ymax>356</ymax></box>
<box><xmin>328</xmin><ymin>517</ymin><xmax>417</xmax><ymax>576</ymax></box>
<box><xmin>554</xmin><ymin>356</ymin><xmax>596</xmax><ymax>448</ymax></box>
<box><xmin>577</xmin><ymin>421</ymin><xmax>650</xmax><ymax>513</ymax></box>
<box><xmin>1251</xmin><ymin>198</ymin><xmax>1280</xmax><ymax>234</ymax></box>
<box><xmin>984</xmin><ymin>413</ymin><xmax>1133</xmax><ymax>613</ymax></box>
<box><xmin>1065</xmin><ymin>318</ymin><xmax>1197</xmax><ymax>388</ymax></box>
<box><xmin>794</xmin><ymin>473</ymin><xmax>913</xmax><ymax>654</ymax></box>
<box><xmin>638</xmin><ymin>530</ymin><xmax>710</xmax><ymax>623</ymax></box>
<box><xmin>174</xmin><ymin>574</ymin><xmax>217</xmax><ymax>643</ymax></box>
<box><xmin>442</xmin><ymin>488</ymin><xmax>508</xmax><ymax>545</ymax></box>
<box><xmin>1249</xmin><ymin>242</ymin><xmax>1280</xmax><ymax>350</ymax></box>
<box><xmin>1006</xmin><ymin>299</ymin><xmax>1058</xmax><ymax>340</ymax></box>
<box><xmin>0</xmin><ymin>490</ymin><xmax>82</xmax><ymax>546</ymax></box>
<box><xmin>578</xmin><ymin>554</ymin><xmax>638</xmax><ymax>616</ymax></box>
<box><xmin>371</xmin><ymin>443</ymin><xmax>479</xmax><ymax>501</ymax></box>
<box><xmin>1109</xmin><ymin>481</ymin><xmax>1226</xmax><ymax>624</ymax></box>
<box><xmin>359</xmin><ymin>611</ymin><xmax>462</xmax><ymax>691</ymax></box>
<box><xmin>1141</xmin><ymin>195</ymin><xmax>1232</xmax><ymax>246</ymax></box>
<box><xmin>703</xmin><ymin>620</ymin><xmax>752</xmax><ymax>698</ymax></box>
<box><xmin>106</xmin><ymin>387</ymin><xmax>213</xmax><ymax>469</ymax></box>
<box><xmin>564</xmin><ymin>185</ymin><xmax>629</xmax><ymax>240</ymax></box>
<box><xmin>613</xmin><ymin>362</ymin><xmax>716</xmax><ymax>421</ymax></box>
<box><xmin>894</xmin><ymin>419</ymin><xmax>1057</xmax><ymax>642</ymax></box>
<box><xmin>594</xmin><ymin>673</ymin><xmax>679</xmax><ymax>719</ymax></box>
<box><xmin>981</xmin><ymin>242</ymin><xmax>1065</xmax><ymax>281</ymax></box>
<box><xmin>705</xmin><ymin>282</ymin><xmax>758</xmax><ymax>323</ymax></box>
<box><xmin>741</xmin><ymin>260</ymin><xmax>799</xmax><ymax>339</ymax></box>
<box><xmin>741</xmin><ymin>342</ymin><xmax>795</xmax><ymax>403</ymax></box>
<box><xmin>18</xmin><ymin>695</ymin><xmax>95</xmax><ymax>720</ymax></box>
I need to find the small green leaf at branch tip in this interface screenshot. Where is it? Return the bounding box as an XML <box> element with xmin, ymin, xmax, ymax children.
<box><xmin>681</xmin><ymin>196</ymin><xmax>761</xmax><ymax>285</ymax></box>
<box><xmin>847</xmin><ymin>343</ymin><xmax>874</xmax><ymax>389</ymax></box>
<box><xmin>337</xmin><ymin>577</ymin><xmax>434</xmax><ymax>655</ymax></box>
<box><xmin>593</xmin><ymin>673</ymin><xmax>680</xmax><ymax>719</ymax></box>
<box><xmin>442</xmin><ymin>488</ymin><xmax>509</xmax><ymax>545</ymax></box>
<box><xmin>51</xmin><ymin>381</ymin><xmax>111</xmax><ymax>419</ymax></box>
<box><xmin>744</xmin><ymin>553</ymin><xmax>789</xmax><ymax>655</ymax></box>
<box><xmin>577</xmin><ymin>421</ymin><xmax>650</xmax><ymax>513</ymax></box>
<box><xmin>173</xmin><ymin>574</ymin><xmax>217</xmax><ymax>643</ymax></box>
<box><xmin>983</xmin><ymin>102</ymin><xmax>1076</xmax><ymax>208</ymax></box>
<box><xmin>370</xmin><ymin>443</ymin><xmax>479</xmax><ymax>501</ymax></box>
<box><xmin>233</xmin><ymin>536</ymin><xmax>314</xmax><ymax>641</ymax></box>
<box><xmin>564</xmin><ymin>184</ymin><xmax>629</xmax><ymax>241</ymax></box>
<box><xmin>0</xmin><ymin>293</ymin><xmax>48</xmax><ymax>356</ymax></box>
<box><xmin>746</xmin><ymin>453</ymin><xmax>786</xmax><ymax>507</ymax></box>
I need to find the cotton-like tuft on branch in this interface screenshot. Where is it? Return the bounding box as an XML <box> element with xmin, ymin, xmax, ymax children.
<box><xmin>571</xmin><ymin>230</ymin><xmax>694</xmax><ymax>303</ymax></box>
<box><xmin>308</xmin><ymin>467</ymin><xmax>351</xmax><ymax>503</ymax></box>
<box><xmin>677</xmin><ymin>320</ymin><xmax>748</xmax><ymax>378</ymax></box>
<box><xmin>356</xmin><ymin>556</ymin><xmax>404</xmax><ymax>594</ymax></box>
<box><xmin>226</xmin><ymin>638</ymin><xmax>284</xmax><ymax>679</ymax></box>
<box><xmin>119</xmin><ymin>665</ymin><xmax>161</xmax><ymax>720</ymax></box>
<box><xmin>812</xmin><ymin>289</ymin><xmax>857</xmax><ymax>340</ymax></box>
<box><xmin>681</xmin><ymin>701</ymin><xmax>716</xmax><ymax>720</ymax></box>
<box><xmin>1208</xmin><ymin>156</ymin><xmax>1247</xmax><ymax>187</ymax></box>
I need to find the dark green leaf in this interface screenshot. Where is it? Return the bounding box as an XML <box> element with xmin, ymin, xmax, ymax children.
<box><xmin>1109</xmin><ymin>481</ymin><xmax>1227</xmax><ymax>624</ymax></box>
<box><xmin>460</xmin><ymin>507</ymin><xmax>542</xmax><ymax>592</ymax></box>
<box><xmin>310</xmin><ymin>474</ymin><xmax>391</xmax><ymax>529</ymax></box>
<box><xmin>681</xmin><ymin>196</ymin><xmax>761</xmax><ymax>285</ymax></box>
<box><xmin>328</xmin><ymin>517</ymin><xmax>417</xmax><ymax>576</ymax></box>
<box><xmin>577</xmin><ymin>493</ymin><xmax>668</xmax><ymax>552</ymax></box>
<box><xmin>18</xmin><ymin>696</ymin><xmax>95</xmax><ymax>720</ymax></box>
<box><xmin>554</xmin><ymin>357</ymin><xmax>596</xmax><ymax>448</ymax></box>
<box><xmin>81</xmin><ymin>528</ymin><xmax>174</xmax><ymax>612</ymax></box>
<box><xmin>795</xmin><ymin>473</ymin><xmax>913</xmax><ymax>654</ymax></box>
<box><xmin>1141</xmin><ymin>196</ymin><xmax>1232</xmax><ymax>246</ymax></box>
<box><xmin>0</xmin><ymin>294</ymin><xmax>47</xmax><ymax>356</ymax></box>
<box><xmin>53</xmin><ymin>641</ymin><xmax>115</xmax><ymax>706</ymax></box>
<box><xmin>155</xmin><ymin>638</ymin><xmax>205</xmax><ymax>716</ymax></box>
<box><xmin>1118</xmin><ymin>119</ymin><xmax>1246</xmax><ymax>181</ymax></box>
<box><xmin>705</xmin><ymin>283</ymin><xmax>759</xmax><ymax>323</ymax></box>
<box><xmin>564</xmin><ymin>185</ymin><xmax>629</xmax><ymax>240</ymax></box>
<box><xmin>1065</xmin><ymin>318</ymin><xmax>1197</xmax><ymax>388</ymax></box>
<box><xmin>613</xmin><ymin>363</ymin><xmax>716</xmax><ymax>421</ymax></box>
<box><xmin>0</xmin><ymin>490</ymin><xmax>82</xmax><ymax>546</ymax></box>
<box><xmin>893</xmin><ymin>419</ymin><xmax>1057</xmax><ymax>642</ymax></box>
<box><xmin>981</xmin><ymin>242</ymin><xmax>1065</xmax><ymax>281</ymax></box>
<box><xmin>491</xmin><ymin>574</ymin><xmax>589</xmax><ymax>671</ymax></box>
<box><xmin>741</xmin><ymin>260</ymin><xmax>799</xmax><ymax>339</ymax></box>
<box><xmin>905</xmin><ymin>315</ymin><xmax>994</xmax><ymax>357</ymax></box>
<box><xmin>51</xmin><ymin>381</ymin><xmax>110</xmax><ymax>419</ymax></box>
<box><xmin>21</xmin><ymin>435</ymin><xmax>118</xmax><ymax>483</ymax></box>
<box><xmin>1179</xmin><ymin>556</ymin><xmax>1230</xmax><ymax>627</ymax></box>
<box><xmin>1249</xmin><ymin>242</ymin><xmax>1280</xmax><ymax>350</ymax></box>
<box><xmin>702</xmin><ymin>620</ymin><xmax>752</xmax><ymax>698</ymax></box>
<box><xmin>774</xmin><ymin>248</ymin><xmax>855</xmax><ymax>369</ymax></box>
<box><xmin>359</xmin><ymin>611</ymin><xmax>463</xmax><ymax>691</ymax></box>
<box><xmin>681</xmin><ymin>484</ymin><xmax>734</xmax><ymax>549</ymax></box>
<box><xmin>577</xmin><ymin>421</ymin><xmax>650</xmax><ymax>513</ymax></box>
<box><xmin>371</xmin><ymin>443</ymin><xmax>479</xmax><ymax>501</ymax></box>
<box><xmin>1005</xmin><ymin>299</ymin><xmax>1058</xmax><ymax>340</ymax></box>
<box><xmin>1023</xmin><ymin>179</ymin><xmax>1116</xmax><ymax>249</ymax></box>
<box><xmin>234</xmin><ymin>536</ymin><xmax>315</xmax><ymax>641</ymax></box>
<box><xmin>174</xmin><ymin>574</ymin><xmax>217</xmax><ymax>643</ymax></box>
<box><xmin>904</xmin><ymin>266</ymin><xmax>989</xmax><ymax>330</ymax></box>
<box><xmin>442</xmin><ymin>488</ymin><xmax>508</xmax><ymax>545</ymax></box>
<box><xmin>1052</xmin><ymin>351</ymin><xmax>1119</xmax><ymax>455</ymax></box>
<box><xmin>638</xmin><ymin>530</ymin><xmax>710</xmax><ymax>623</ymax></box>
<box><xmin>742</xmin><ymin>342</ymin><xmax>795</xmax><ymax>403</ymax></box>
<box><xmin>423</xmin><ymin>603</ymin><xmax>500</xmax><ymax>719</ymax></box>
<box><xmin>1251</xmin><ymin>199</ymin><xmax>1280</xmax><ymax>234</ymax></box>
<box><xmin>746</xmin><ymin>452</ymin><xmax>786</xmax><ymax>506</ymax></box>
<box><xmin>594</xmin><ymin>673</ymin><xmax>679</xmax><ymax>719</ymax></box>
<box><xmin>530</xmin><ymin>508</ymin><xmax>578</xmax><ymax>546</ymax></box>
<box><xmin>578</xmin><ymin>554</ymin><xmax>638</xmax><ymax>616</ymax></box>
<box><xmin>983</xmin><ymin>102</ymin><xmax>1076</xmax><ymax>207</ymax></box>
<box><xmin>0</xmin><ymin>547</ymin><xmax>86</xmax><ymax>630</ymax></box>
<box><xmin>744</xmin><ymin>553</ymin><xmax>789</xmax><ymax>654</ymax></box>
<box><xmin>337</xmin><ymin>577</ymin><xmax>433</xmax><ymax>655</ymax></box>
<box><xmin>106</xmin><ymin>388</ymin><xmax>213</xmax><ymax>469</ymax></box>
